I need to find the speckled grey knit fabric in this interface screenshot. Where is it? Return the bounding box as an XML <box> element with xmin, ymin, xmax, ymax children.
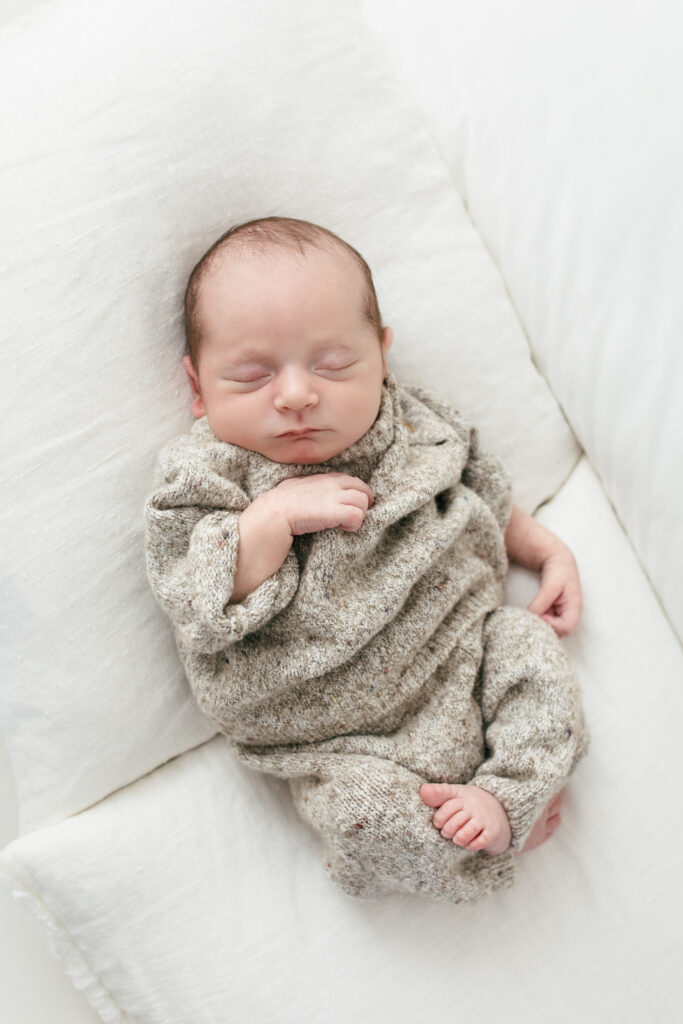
<box><xmin>145</xmin><ymin>373</ymin><xmax>588</xmax><ymax>903</ymax></box>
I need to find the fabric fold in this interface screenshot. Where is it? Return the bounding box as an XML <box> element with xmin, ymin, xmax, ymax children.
<box><xmin>144</xmin><ymin>371</ymin><xmax>587</xmax><ymax>902</ymax></box>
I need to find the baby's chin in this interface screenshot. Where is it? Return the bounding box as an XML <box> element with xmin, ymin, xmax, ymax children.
<box><xmin>261</xmin><ymin>430</ymin><xmax>366</xmax><ymax>465</ymax></box>
<box><xmin>266</xmin><ymin>437</ymin><xmax>344</xmax><ymax>465</ymax></box>
<box><xmin>211</xmin><ymin>423</ymin><xmax>367</xmax><ymax>464</ymax></box>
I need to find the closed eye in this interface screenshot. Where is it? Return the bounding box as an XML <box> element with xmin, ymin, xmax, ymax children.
<box><xmin>223</xmin><ymin>371</ymin><xmax>271</xmax><ymax>383</ymax></box>
<box><xmin>316</xmin><ymin>362</ymin><xmax>356</xmax><ymax>373</ymax></box>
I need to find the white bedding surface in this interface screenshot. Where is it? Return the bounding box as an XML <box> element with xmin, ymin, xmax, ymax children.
<box><xmin>362</xmin><ymin>0</ymin><xmax>683</xmax><ymax>642</ymax></box>
<box><xmin>0</xmin><ymin>734</ymin><xmax>99</xmax><ymax>1024</ymax></box>
<box><xmin>3</xmin><ymin>455</ymin><xmax>682</xmax><ymax>1024</ymax></box>
<box><xmin>3</xmin><ymin>1</ymin><xmax>680</xmax><ymax>1019</ymax></box>
<box><xmin>0</xmin><ymin>0</ymin><xmax>579</xmax><ymax>836</ymax></box>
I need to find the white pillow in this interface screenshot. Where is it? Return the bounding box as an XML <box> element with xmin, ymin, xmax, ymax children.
<box><xmin>362</xmin><ymin>0</ymin><xmax>683</xmax><ymax>641</ymax></box>
<box><xmin>2</xmin><ymin>459</ymin><xmax>682</xmax><ymax>1023</ymax></box>
<box><xmin>0</xmin><ymin>0</ymin><xmax>578</xmax><ymax>833</ymax></box>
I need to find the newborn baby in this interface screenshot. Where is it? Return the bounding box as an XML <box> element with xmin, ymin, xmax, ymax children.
<box><xmin>145</xmin><ymin>216</ymin><xmax>588</xmax><ymax>903</ymax></box>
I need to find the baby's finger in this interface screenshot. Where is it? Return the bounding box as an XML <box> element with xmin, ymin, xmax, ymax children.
<box><xmin>340</xmin><ymin>475</ymin><xmax>374</xmax><ymax>505</ymax></box>
<box><xmin>527</xmin><ymin>581</ymin><xmax>562</xmax><ymax>618</ymax></box>
<box><xmin>559</xmin><ymin>597</ymin><xmax>581</xmax><ymax>634</ymax></box>
<box><xmin>541</xmin><ymin>613</ymin><xmax>565</xmax><ymax>636</ymax></box>
<box><xmin>342</xmin><ymin>487</ymin><xmax>371</xmax><ymax>511</ymax></box>
<box><xmin>335</xmin><ymin>502</ymin><xmax>366</xmax><ymax>532</ymax></box>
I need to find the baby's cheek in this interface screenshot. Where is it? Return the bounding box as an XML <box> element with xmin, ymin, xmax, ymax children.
<box><xmin>208</xmin><ymin>406</ymin><xmax>254</xmax><ymax>447</ymax></box>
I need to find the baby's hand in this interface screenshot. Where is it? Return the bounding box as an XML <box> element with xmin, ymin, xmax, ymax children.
<box><xmin>526</xmin><ymin>546</ymin><xmax>583</xmax><ymax>637</ymax></box>
<box><xmin>266</xmin><ymin>472</ymin><xmax>374</xmax><ymax>537</ymax></box>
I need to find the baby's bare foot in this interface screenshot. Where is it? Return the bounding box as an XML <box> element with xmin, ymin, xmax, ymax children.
<box><xmin>520</xmin><ymin>791</ymin><xmax>563</xmax><ymax>853</ymax></box>
<box><xmin>419</xmin><ymin>782</ymin><xmax>512</xmax><ymax>855</ymax></box>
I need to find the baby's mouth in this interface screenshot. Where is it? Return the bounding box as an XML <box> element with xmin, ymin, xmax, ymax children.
<box><xmin>278</xmin><ymin>428</ymin><xmax>322</xmax><ymax>437</ymax></box>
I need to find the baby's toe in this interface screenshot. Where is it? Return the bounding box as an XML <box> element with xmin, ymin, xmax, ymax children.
<box><xmin>453</xmin><ymin>819</ymin><xmax>483</xmax><ymax>847</ymax></box>
<box><xmin>432</xmin><ymin>797</ymin><xmax>464</xmax><ymax>828</ymax></box>
<box><xmin>419</xmin><ymin>782</ymin><xmax>460</xmax><ymax>808</ymax></box>
<box><xmin>465</xmin><ymin>831</ymin><xmax>489</xmax><ymax>851</ymax></box>
<box><xmin>440</xmin><ymin>809</ymin><xmax>471</xmax><ymax>839</ymax></box>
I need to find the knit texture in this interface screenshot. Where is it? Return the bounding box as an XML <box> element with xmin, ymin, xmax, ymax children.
<box><xmin>145</xmin><ymin>373</ymin><xmax>588</xmax><ymax>903</ymax></box>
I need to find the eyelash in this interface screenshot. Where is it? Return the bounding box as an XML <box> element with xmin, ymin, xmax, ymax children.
<box><xmin>230</xmin><ymin>364</ymin><xmax>353</xmax><ymax>383</ymax></box>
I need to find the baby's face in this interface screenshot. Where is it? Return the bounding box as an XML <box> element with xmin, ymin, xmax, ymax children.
<box><xmin>184</xmin><ymin>247</ymin><xmax>393</xmax><ymax>464</ymax></box>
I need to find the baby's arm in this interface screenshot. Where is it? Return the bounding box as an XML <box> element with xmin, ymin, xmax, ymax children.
<box><xmin>504</xmin><ymin>505</ymin><xmax>582</xmax><ymax>636</ymax></box>
<box><xmin>229</xmin><ymin>473</ymin><xmax>374</xmax><ymax>604</ymax></box>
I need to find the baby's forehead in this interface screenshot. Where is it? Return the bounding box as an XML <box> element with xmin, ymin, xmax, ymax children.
<box><xmin>199</xmin><ymin>240</ymin><xmax>365</xmax><ymax>310</ymax></box>
<box><xmin>210</xmin><ymin>237</ymin><xmax>356</xmax><ymax>281</ymax></box>
<box><xmin>196</xmin><ymin>241</ymin><xmax>371</xmax><ymax>345</ymax></box>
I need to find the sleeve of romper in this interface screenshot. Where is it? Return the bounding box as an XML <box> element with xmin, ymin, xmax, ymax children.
<box><xmin>144</xmin><ymin>435</ymin><xmax>300</xmax><ymax>655</ymax></box>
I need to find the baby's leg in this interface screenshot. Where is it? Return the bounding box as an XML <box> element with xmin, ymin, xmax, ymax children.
<box><xmin>423</xmin><ymin>606</ymin><xmax>588</xmax><ymax>852</ymax></box>
<box><xmin>286</xmin><ymin>753</ymin><xmax>517</xmax><ymax>904</ymax></box>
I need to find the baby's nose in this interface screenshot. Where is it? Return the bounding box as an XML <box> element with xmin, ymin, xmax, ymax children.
<box><xmin>273</xmin><ymin>367</ymin><xmax>319</xmax><ymax>410</ymax></box>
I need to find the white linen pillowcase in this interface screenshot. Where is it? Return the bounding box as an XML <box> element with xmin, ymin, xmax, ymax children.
<box><xmin>0</xmin><ymin>0</ymin><xmax>578</xmax><ymax>834</ymax></box>
<box><xmin>2</xmin><ymin>461</ymin><xmax>682</xmax><ymax>1024</ymax></box>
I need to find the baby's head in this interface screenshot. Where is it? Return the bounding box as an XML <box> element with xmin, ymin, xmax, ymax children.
<box><xmin>182</xmin><ymin>217</ymin><xmax>393</xmax><ymax>465</ymax></box>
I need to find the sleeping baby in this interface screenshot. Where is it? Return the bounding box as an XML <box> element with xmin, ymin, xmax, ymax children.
<box><xmin>145</xmin><ymin>216</ymin><xmax>588</xmax><ymax>903</ymax></box>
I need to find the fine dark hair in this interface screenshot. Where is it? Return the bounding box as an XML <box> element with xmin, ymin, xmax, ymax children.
<box><xmin>183</xmin><ymin>216</ymin><xmax>384</xmax><ymax>368</ymax></box>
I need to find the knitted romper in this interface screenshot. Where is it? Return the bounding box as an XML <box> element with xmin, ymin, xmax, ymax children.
<box><xmin>145</xmin><ymin>373</ymin><xmax>588</xmax><ymax>904</ymax></box>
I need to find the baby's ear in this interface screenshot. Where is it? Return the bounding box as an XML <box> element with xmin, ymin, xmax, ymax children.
<box><xmin>381</xmin><ymin>326</ymin><xmax>394</xmax><ymax>376</ymax></box>
<box><xmin>182</xmin><ymin>355</ymin><xmax>206</xmax><ymax>418</ymax></box>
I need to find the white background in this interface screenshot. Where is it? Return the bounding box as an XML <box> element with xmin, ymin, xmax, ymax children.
<box><xmin>0</xmin><ymin>4</ymin><xmax>100</xmax><ymax>1021</ymax></box>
